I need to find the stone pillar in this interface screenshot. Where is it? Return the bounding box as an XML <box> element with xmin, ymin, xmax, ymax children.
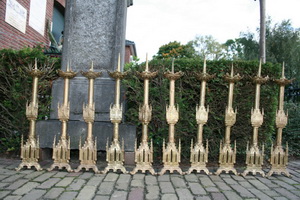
<box><xmin>37</xmin><ymin>0</ymin><xmax>135</xmax><ymax>164</ymax></box>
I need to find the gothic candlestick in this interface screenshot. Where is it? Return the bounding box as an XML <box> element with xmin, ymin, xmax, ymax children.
<box><xmin>16</xmin><ymin>59</ymin><xmax>44</xmax><ymax>171</ymax></box>
<box><xmin>131</xmin><ymin>55</ymin><xmax>158</xmax><ymax>175</ymax></box>
<box><xmin>242</xmin><ymin>60</ymin><xmax>268</xmax><ymax>177</ymax></box>
<box><xmin>103</xmin><ymin>54</ymin><xmax>128</xmax><ymax>174</ymax></box>
<box><xmin>48</xmin><ymin>62</ymin><xmax>77</xmax><ymax>172</ymax></box>
<box><xmin>75</xmin><ymin>62</ymin><xmax>102</xmax><ymax>173</ymax></box>
<box><xmin>187</xmin><ymin>58</ymin><xmax>214</xmax><ymax>175</ymax></box>
<box><xmin>159</xmin><ymin>58</ymin><xmax>184</xmax><ymax>175</ymax></box>
<box><xmin>267</xmin><ymin>63</ymin><xmax>293</xmax><ymax>177</ymax></box>
<box><xmin>215</xmin><ymin>65</ymin><xmax>242</xmax><ymax>176</ymax></box>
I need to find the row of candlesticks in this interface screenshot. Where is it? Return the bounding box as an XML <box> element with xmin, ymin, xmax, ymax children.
<box><xmin>16</xmin><ymin>57</ymin><xmax>292</xmax><ymax>177</ymax></box>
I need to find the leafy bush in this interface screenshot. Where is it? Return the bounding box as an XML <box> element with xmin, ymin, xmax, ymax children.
<box><xmin>124</xmin><ymin>58</ymin><xmax>282</xmax><ymax>162</ymax></box>
<box><xmin>0</xmin><ymin>47</ymin><xmax>60</xmax><ymax>153</ymax></box>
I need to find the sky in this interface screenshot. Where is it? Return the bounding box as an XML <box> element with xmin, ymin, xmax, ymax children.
<box><xmin>126</xmin><ymin>0</ymin><xmax>300</xmax><ymax>62</ymax></box>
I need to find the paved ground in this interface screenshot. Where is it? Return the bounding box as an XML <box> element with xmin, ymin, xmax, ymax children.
<box><xmin>0</xmin><ymin>159</ymin><xmax>300</xmax><ymax>200</ymax></box>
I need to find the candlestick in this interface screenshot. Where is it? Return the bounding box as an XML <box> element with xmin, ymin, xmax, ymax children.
<box><xmin>187</xmin><ymin>59</ymin><xmax>215</xmax><ymax>175</ymax></box>
<box><xmin>159</xmin><ymin>60</ymin><xmax>184</xmax><ymax>175</ymax></box>
<box><xmin>267</xmin><ymin>62</ymin><xmax>293</xmax><ymax>177</ymax></box>
<box><xmin>215</xmin><ymin>65</ymin><xmax>242</xmax><ymax>176</ymax></box>
<box><xmin>16</xmin><ymin>59</ymin><xmax>44</xmax><ymax>171</ymax></box>
<box><xmin>131</xmin><ymin>54</ymin><xmax>158</xmax><ymax>175</ymax></box>
<box><xmin>48</xmin><ymin>62</ymin><xmax>77</xmax><ymax>172</ymax></box>
<box><xmin>242</xmin><ymin>60</ymin><xmax>268</xmax><ymax>177</ymax></box>
<box><xmin>75</xmin><ymin>64</ymin><xmax>102</xmax><ymax>173</ymax></box>
<box><xmin>103</xmin><ymin>54</ymin><xmax>128</xmax><ymax>174</ymax></box>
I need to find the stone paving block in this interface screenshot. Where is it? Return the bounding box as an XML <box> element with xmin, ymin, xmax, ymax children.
<box><xmin>116</xmin><ymin>174</ymin><xmax>131</xmax><ymax>190</ymax></box>
<box><xmin>223</xmin><ymin>177</ymin><xmax>238</xmax><ymax>185</ymax></box>
<box><xmin>238</xmin><ymin>181</ymin><xmax>254</xmax><ymax>189</ymax></box>
<box><xmin>93</xmin><ymin>195</ymin><xmax>110</xmax><ymax>200</ymax></box>
<box><xmin>209</xmin><ymin>175</ymin><xmax>223</xmax><ymax>182</ymax></box>
<box><xmin>205</xmin><ymin>186</ymin><xmax>220</xmax><ymax>192</ymax></box>
<box><xmin>66</xmin><ymin>172</ymin><xmax>82</xmax><ymax>177</ymax></box>
<box><xmin>231</xmin><ymin>184</ymin><xmax>255</xmax><ymax>198</ymax></box>
<box><xmin>79</xmin><ymin>172</ymin><xmax>94</xmax><ymax>179</ymax></box>
<box><xmin>256</xmin><ymin>177</ymin><xmax>279</xmax><ymax>188</ymax></box>
<box><xmin>199</xmin><ymin>177</ymin><xmax>215</xmax><ymax>187</ymax></box>
<box><xmin>58</xmin><ymin>191</ymin><xmax>78</xmax><ymax>200</ymax></box>
<box><xmin>53</xmin><ymin>172</ymin><xmax>68</xmax><ymax>178</ymax></box>
<box><xmin>146</xmin><ymin>185</ymin><xmax>160</xmax><ymax>200</ymax></box>
<box><xmin>0</xmin><ymin>191</ymin><xmax>10</xmax><ymax>199</ymax></box>
<box><xmin>176</xmin><ymin>188</ymin><xmax>193</xmax><ymax>200</ymax></box>
<box><xmin>128</xmin><ymin>188</ymin><xmax>144</xmax><ymax>200</ymax></box>
<box><xmin>161</xmin><ymin>193</ymin><xmax>178</xmax><ymax>200</ymax></box>
<box><xmin>24</xmin><ymin>171</ymin><xmax>44</xmax><ymax>179</ymax></box>
<box><xmin>291</xmin><ymin>189</ymin><xmax>300</xmax><ymax>197</ymax></box>
<box><xmin>195</xmin><ymin>196</ymin><xmax>212</xmax><ymax>200</ymax></box>
<box><xmin>0</xmin><ymin>182</ymin><xmax>10</xmax><ymax>189</ymax></box>
<box><xmin>159</xmin><ymin>182</ymin><xmax>175</xmax><ymax>194</ymax></box>
<box><xmin>223</xmin><ymin>190</ymin><xmax>243</xmax><ymax>200</ymax></box>
<box><xmin>275</xmin><ymin>187</ymin><xmax>300</xmax><ymax>200</ymax></box>
<box><xmin>184</xmin><ymin>174</ymin><xmax>198</xmax><ymax>182</ymax></box>
<box><xmin>86</xmin><ymin>175</ymin><xmax>104</xmax><ymax>187</ymax></box>
<box><xmin>278</xmin><ymin>176</ymin><xmax>299</xmax><ymax>184</ymax></box>
<box><xmin>133</xmin><ymin>174</ymin><xmax>145</xmax><ymax>180</ymax></box>
<box><xmin>44</xmin><ymin>187</ymin><xmax>64</xmax><ymax>199</ymax></box>
<box><xmin>158</xmin><ymin>174</ymin><xmax>170</xmax><ymax>182</ymax></box>
<box><xmin>211</xmin><ymin>192</ymin><xmax>226</xmax><ymax>200</ymax></box>
<box><xmin>131</xmin><ymin>179</ymin><xmax>145</xmax><ymax>188</ymax></box>
<box><xmin>103</xmin><ymin>173</ymin><xmax>119</xmax><ymax>182</ymax></box>
<box><xmin>18</xmin><ymin>170</ymin><xmax>34</xmax><ymax>174</ymax></box>
<box><xmin>0</xmin><ymin>169</ymin><xmax>16</xmax><ymax>175</ymax></box>
<box><xmin>171</xmin><ymin>176</ymin><xmax>186</xmax><ymax>188</ymax></box>
<box><xmin>110</xmin><ymin>191</ymin><xmax>128</xmax><ymax>200</ymax></box>
<box><xmin>55</xmin><ymin>177</ymin><xmax>74</xmax><ymax>187</ymax></box>
<box><xmin>3</xmin><ymin>195</ymin><xmax>22</xmax><ymax>200</ymax></box>
<box><xmin>2</xmin><ymin>174</ymin><xmax>25</xmax><ymax>183</ymax></box>
<box><xmin>273</xmin><ymin>197</ymin><xmax>289</xmax><ymax>200</ymax></box>
<box><xmin>145</xmin><ymin>175</ymin><xmax>158</xmax><ymax>185</ymax></box>
<box><xmin>20</xmin><ymin>189</ymin><xmax>46</xmax><ymax>200</ymax></box>
<box><xmin>272</xmin><ymin>180</ymin><xmax>297</xmax><ymax>190</ymax></box>
<box><xmin>13</xmin><ymin>182</ymin><xmax>39</xmax><ymax>195</ymax></box>
<box><xmin>67</xmin><ymin>179</ymin><xmax>86</xmax><ymax>190</ymax></box>
<box><xmin>214</xmin><ymin>181</ymin><xmax>232</xmax><ymax>191</ymax></box>
<box><xmin>248</xmin><ymin>179</ymin><xmax>270</xmax><ymax>190</ymax></box>
<box><xmin>37</xmin><ymin>178</ymin><xmax>61</xmax><ymax>189</ymax></box>
<box><xmin>248</xmin><ymin>188</ymin><xmax>273</xmax><ymax>200</ymax></box>
<box><xmin>6</xmin><ymin>179</ymin><xmax>28</xmax><ymax>190</ymax></box>
<box><xmin>98</xmin><ymin>182</ymin><xmax>115</xmax><ymax>195</ymax></box>
<box><xmin>0</xmin><ymin>174</ymin><xmax>9</xmax><ymax>180</ymax></box>
<box><xmin>188</xmin><ymin>182</ymin><xmax>206</xmax><ymax>195</ymax></box>
<box><xmin>232</xmin><ymin>175</ymin><xmax>245</xmax><ymax>181</ymax></box>
<box><xmin>33</xmin><ymin>172</ymin><xmax>56</xmax><ymax>182</ymax></box>
<box><xmin>263</xmin><ymin>190</ymin><xmax>281</xmax><ymax>197</ymax></box>
<box><xmin>76</xmin><ymin>185</ymin><xmax>96</xmax><ymax>200</ymax></box>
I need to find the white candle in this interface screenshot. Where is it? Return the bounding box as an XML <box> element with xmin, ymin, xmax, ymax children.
<box><xmin>258</xmin><ymin>59</ymin><xmax>262</xmax><ymax>77</ymax></box>
<box><xmin>34</xmin><ymin>58</ymin><xmax>37</xmax><ymax>70</ymax></box>
<box><xmin>67</xmin><ymin>60</ymin><xmax>70</xmax><ymax>72</ymax></box>
<box><xmin>171</xmin><ymin>58</ymin><xmax>175</xmax><ymax>73</ymax></box>
<box><xmin>90</xmin><ymin>61</ymin><xmax>94</xmax><ymax>71</ymax></box>
<box><xmin>230</xmin><ymin>64</ymin><xmax>234</xmax><ymax>77</ymax></box>
<box><xmin>282</xmin><ymin>62</ymin><xmax>285</xmax><ymax>78</ymax></box>
<box><xmin>117</xmin><ymin>53</ymin><xmax>121</xmax><ymax>72</ymax></box>
<box><xmin>203</xmin><ymin>57</ymin><xmax>207</xmax><ymax>73</ymax></box>
<box><xmin>145</xmin><ymin>53</ymin><xmax>149</xmax><ymax>72</ymax></box>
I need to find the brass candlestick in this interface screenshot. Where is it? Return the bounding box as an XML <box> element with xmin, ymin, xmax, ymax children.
<box><xmin>103</xmin><ymin>54</ymin><xmax>128</xmax><ymax>174</ymax></box>
<box><xmin>215</xmin><ymin>65</ymin><xmax>242</xmax><ymax>176</ymax></box>
<box><xmin>48</xmin><ymin>62</ymin><xmax>77</xmax><ymax>172</ymax></box>
<box><xmin>159</xmin><ymin>59</ymin><xmax>184</xmax><ymax>175</ymax></box>
<box><xmin>75</xmin><ymin>62</ymin><xmax>102</xmax><ymax>173</ymax></box>
<box><xmin>242</xmin><ymin>60</ymin><xmax>268</xmax><ymax>177</ymax></box>
<box><xmin>187</xmin><ymin>59</ymin><xmax>215</xmax><ymax>175</ymax></box>
<box><xmin>131</xmin><ymin>55</ymin><xmax>158</xmax><ymax>175</ymax></box>
<box><xmin>267</xmin><ymin>63</ymin><xmax>293</xmax><ymax>177</ymax></box>
<box><xmin>16</xmin><ymin>59</ymin><xmax>44</xmax><ymax>171</ymax></box>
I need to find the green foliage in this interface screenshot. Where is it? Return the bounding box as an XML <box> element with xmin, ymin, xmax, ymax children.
<box><xmin>124</xmin><ymin>58</ymin><xmax>281</xmax><ymax>162</ymax></box>
<box><xmin>0</xmin><ymin>47</ymin><xmax>60</xmax><ymax>153</ymax></box>
<box><xmin>154</xmin><ymin>41</ymin><xmax>196</xmax><ymax>59</ymax></box>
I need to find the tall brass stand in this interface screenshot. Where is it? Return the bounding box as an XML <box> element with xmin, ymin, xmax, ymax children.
<box><xmin>187</xmin><ymin>59</ymin><xmax>214</xmax><ymax>175</ymax></box>
<box><xmin>159</xmin><ymin>59</ymin><xmax>184</xmax><ymax>175</ymax></box>
<box><xmin>103</xmin><ymin>55</ymin><xmax>128</xmax><ymax>174</ymax></box>
<box><xmin>215</xmin><ymin>66</ymin><xmax>241</xmax><ymax>176</ymax></box>
<box><xmin>267</xmin><ymin>63</ymin><xmax>293</xmax><ymax>177</ymax></box>
<box><xmin>16</xmin><ymin>59</ymin><xmax>44</xmax><ymax>171</ymax></box>
<box><xmin>75</xmin><ymin>63</ymin><xmax>102</xmax><ymax>173</ymax></box>
<box><xmin>242</xmin><ymin>61</ymin><xmax>268</xmax><ymax>177</ymax></box>
<box><xmin>131</xmin><ymin>56</ymin><xmax>157</xmax><ymax>175</ymax></box>
<box><xmin>48</xmin><ymin>63</ymin><xmax>77</xmax><ymax>172</ymax></box>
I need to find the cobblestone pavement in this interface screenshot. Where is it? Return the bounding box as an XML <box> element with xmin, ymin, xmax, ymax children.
<box><xmin>0</xmin><ymin>158</ymin><xmax>300</xmax><ymax>200</ymax></box>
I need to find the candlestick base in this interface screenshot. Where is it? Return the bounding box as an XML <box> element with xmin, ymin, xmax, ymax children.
<box><xmin>74</xmin><ymin>138</ymin><xmax>99</xmax><ymax>173</ymax></box>
<box><xmin>48</xmin><ymin>136</ymin><xmax>73</xmax><ymax>172</ymax></box>
<box><xmin>242</xmin><ymin>144</ymin><xmax>265</xmax><ymax>177</ymax></box>
<box><xmin>102</xmin><ymin>139</ymin><xmax>127</xmax><ymax>174</ymax></box>
<box><xmin>187</xmin><ymin>140</ymin><xmax>210</xmax><ymax>175</ymax></box>
<box><xmin>267</xmin><ymin>143</ymin><xmax>290</xmax><ymax>177</ymax></box>
<box><xmin>131</xmin><ymin>140</ymin><xmax>156</xmax><ymax>175</ymax></box>
<box><xmin>16</xmin><ymin>136</ymin><xmax>42</xmax><ymax>171</ymax></box>
<box><xmin>159</xmin><ymin>140</ymin><xmax>183</xmax><ymax>175</ymax></box>
<box><xmin>215</xmin><ymin>141</ymin><xmax>238</xmax><ymax>176</ymax></box>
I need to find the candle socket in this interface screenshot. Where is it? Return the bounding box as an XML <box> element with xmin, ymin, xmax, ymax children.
<box><xmin>159</xmin><ymin>70</ymin><xmax>184</xmax><ymax>175</ymax></box>
<box><xmin>16</xmin><ymin>63</ymin><xmax>44</xmax><ymax>171</ymax></box>
<box><xmin>131</xmin><ymin>70</ymin><xmax>157</xmax><ymax>175</ymax></box>
<box><xmin>215</xmin><ymin>66</ymin><xmax>241</xmax><ymax>176</ymax></box>
<box><xmin>75</xmin><ymin>69</ymin><xmax>101</xmax><ymax>173</ymax></box>
<box><xmin>48</xmin><ymin>69</ymin><xmax>77</xmax><ymax>172</ymax></box>
<box><xmin>103</xmin><ymin>70</ymin><xmax>128</xmax><ymax>174</ymax></box>
<box><xmin>267</xmin><ymin>69</ymin><xmax>293</xmax><ymax>177</ymax></box>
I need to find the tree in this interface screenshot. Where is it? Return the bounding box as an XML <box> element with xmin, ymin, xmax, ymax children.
<box><xmin>154</xmin><ymin>41</ymin><xmax>196</xmax><ymax>59</ymax></box>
